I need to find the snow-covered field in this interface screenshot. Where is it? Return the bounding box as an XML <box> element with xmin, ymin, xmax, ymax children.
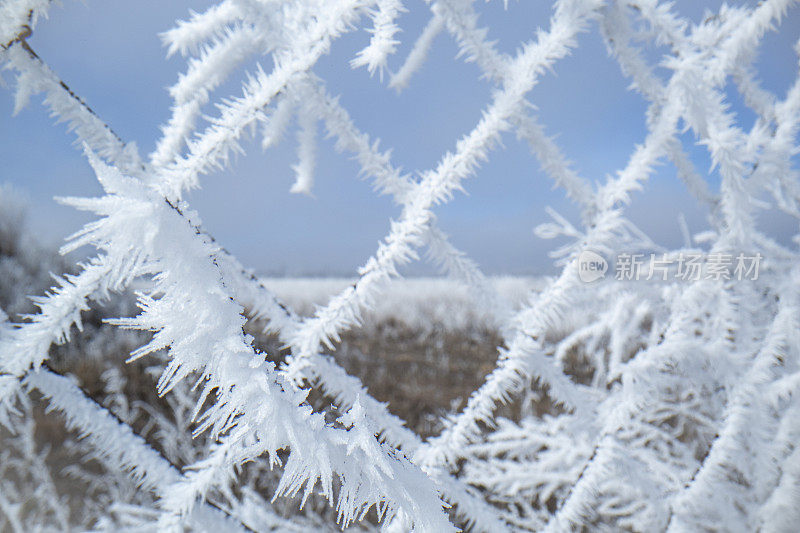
<box><xmin>260</xmin><ymin>276</ymin><xmax>546</xmax><ymax>332</ymax></box>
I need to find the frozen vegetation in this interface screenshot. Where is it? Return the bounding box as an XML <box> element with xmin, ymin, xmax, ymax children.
<box><xmin>1</xmin><ymin>0</ymin><xmax>800</xmax><ymax>531</ymax></box>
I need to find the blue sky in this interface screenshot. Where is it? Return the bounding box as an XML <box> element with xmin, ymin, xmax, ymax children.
<box><xmin>1</xmin><ymin>1</ymin><xmax>799</xmax><ymax>275</ymax></box>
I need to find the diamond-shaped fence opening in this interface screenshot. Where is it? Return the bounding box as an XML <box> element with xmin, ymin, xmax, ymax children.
<box><xmin>1</xmin><ymin>1</ymin><xmax>800</xmax><ymax>531</ymax></box>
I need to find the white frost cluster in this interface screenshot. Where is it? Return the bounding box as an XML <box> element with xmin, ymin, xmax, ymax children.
<box><xmin>1</xmin><ymin>0</ymin><xmax>800</xmax><ymax>531</ymax></box>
